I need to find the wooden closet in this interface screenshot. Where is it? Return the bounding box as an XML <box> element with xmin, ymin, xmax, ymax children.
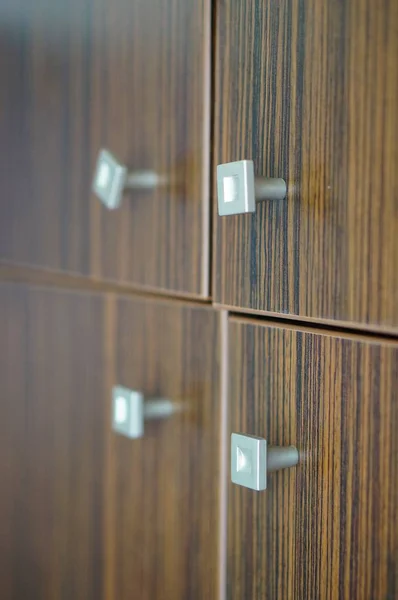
<box><xmin>0</xmin><ymin>0</ymin><xmax>397</xmax><ymax>598</ymax></box>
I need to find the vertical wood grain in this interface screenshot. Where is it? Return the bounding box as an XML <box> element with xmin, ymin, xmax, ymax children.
<box><xmin>106</xmin><ymin>296</ymin><xmax>221</xmax><ymax>600</ymax></box>
<box><xmin>228</xmin><ymin>318</ymin><xmax>398</xmax><ymax>600</ymax></box>
<box><xmin>0</xmin><ymin>284</ymin><xmax>221</xmax><ymax>599</ymax></box>
<box><xmin>0</xmin><ymin>284</ymin><xmax>108</xmax><ymax>600</ymax></box>
<box><xmin>214</xmin><ymin>0</ymin><xmax>398</xmax><ymax>331</ymax></box>
<box><xmin>0</xmin><ymin>0</ymin><xmax>211</xmax><ymax>297</ymax></box>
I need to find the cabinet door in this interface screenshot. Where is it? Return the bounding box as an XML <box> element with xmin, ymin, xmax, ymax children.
<box><xmin>0</xmin><ymin>284</ymin><xmax>220</xmax><ymax>599</ymax></box>
<box><xmin>214</xmin><ymin>0</ymin><xmax>398</xmax><ymax>331</ymax></box>
<box><xmin>227</xmin><ymin>318</ymin><xmax>397</xmax><ymax>599</ymax></box>
<box><xmin>0</xmin><ymin>0</ymin><xmax>210</xmax><ymax>297</ymax></box>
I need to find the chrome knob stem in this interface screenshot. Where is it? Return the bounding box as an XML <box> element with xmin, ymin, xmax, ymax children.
<box><xmin>112</xmin><ymin>386</ymin><xmax>177</xmax><ymax>439</ymax></box>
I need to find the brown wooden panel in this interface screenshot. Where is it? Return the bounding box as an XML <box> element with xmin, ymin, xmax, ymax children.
<box><xmin>0</xmin><ymin>284</ymin><xmax>108</xmax><ymax>600</ymax></box>
<box><xmin>228</xmin><ymin>318</ymin><xmax>398</xmax><ymax>600</ymax></box>
<box><xmin>214</xmin><ymin>0</ymin><xmax>398</xmax><ymax>331</ymax></box>
<box><xmin>0</xmin><ymin>284</ymin><xmax>221</xmax><ymax>599</ymax></box>
<box><xmin>106</xmin><ymin>295</ymin><xmax>221</xmax><ymax>600</ymax></box>
<box><xmin>0</xmin><ymin>0</ymin><xmax>210</xmax><ymax>296</ymax></box>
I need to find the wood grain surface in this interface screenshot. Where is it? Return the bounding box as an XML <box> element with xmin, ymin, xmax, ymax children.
<box><xmin>227</xmin><ymin>317</ymin><xmax>398</xmax><ymax>600</ymax></box>
<box><xmin>0</xmin><ymin>284</ymin><xmax>108</xmax><ymax>600</ymax></box>
<box><xmin>0</xmin><ymin>263</ymin><xmax>213</xmax><ymax>302</ymax></box>
<box><xmin>214</xmin><ymin>0</ymin><xmax>398</xmax><ymax>331</ymax></box>
<box><xmin>106</xmin><ymin>294</ymin><xmax>221</xmax><ymax>600</ymax></box>
<box><xmin>0</xmin><ymin>283</ymin><xmax>221</xmax><ymax>600</ymax></box>
<box><xmin>0</xmin><ymin>0</ymin><xmax>211</xmax><ymax>297</ymax></box>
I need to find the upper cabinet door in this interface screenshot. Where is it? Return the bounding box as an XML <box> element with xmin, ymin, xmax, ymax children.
<box><xmin>227</xmin><ymin>317</ymin><xmax>398</xmax><ymax>599</ymax></box>
<box><xmin>214</xmin><ymin>0</ymin><xmax>398</xmax><ymax>331</ymax></box>
<box><xmin>0</xmin><ymin>0</ymin><xmax>210</xmax><ymax>297</ymax></box>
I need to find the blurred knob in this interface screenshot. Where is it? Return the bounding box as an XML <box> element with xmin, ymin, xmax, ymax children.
<box><xmin>112</xmin><ymin>385</ymin><xmax>177</xmax><ymax>439</ymax></box>
<box><xmin>92</xmin><ymin>149</ymin><xmax>166</xmax><ymax>210</ymax></box>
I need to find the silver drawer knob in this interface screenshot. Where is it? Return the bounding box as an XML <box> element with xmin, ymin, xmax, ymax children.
<box><xmin>231</xmin><ymin>433</ymin><xmax>298</xmax><ymax>491</ymax></box>
<box><xmin>112</xmin><ymin>386</ymin><xmax>177</xmax><ymax>439</ymax></box>
<box><xmin>92</xmin><ymin>149</ymin><xmax>166</xmax><ymax>210</ymax></box>
<box><xmin>217</xmin><ymin>160</ymin><xmax>286</xmax><ymax>216</ymax></box>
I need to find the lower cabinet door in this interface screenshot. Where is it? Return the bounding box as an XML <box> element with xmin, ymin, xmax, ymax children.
<box><xmin>227</xmin><ymin>318</ymin><xmax>398</xmax><ymax>600</ymax></box>
<box><xmin>0</xmin><ymin>283</ymin><xmax>221</xmax><ymax>600</ymax></box>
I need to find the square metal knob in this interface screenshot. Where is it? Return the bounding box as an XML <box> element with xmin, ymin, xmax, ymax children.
<box><xmin>92</xmin><ymin>148</ymin><xmax>166</xmax><ymax>210</ymax></box>
<box><xmin>92</xmin><ymin>149</ymin><xmax>127</xmax><ymax>210</ymax></box>
<box><xmin>217</xmin><ymin>160</ymin><xmax>287</xmax><ymax>216</ymax></box>
<box><xmin>217</xmin><ymin>160</ymin><xmax>256</xmax><ymax>216</ymax></box>
<box><xmin>231</xmin><ymin>433</ymin><xmax>299</xmax><ymax>491</ymax></box>
<box><xmin>111</xmin><ymin>385</ymin><xmax>177</xmax><ymax>439</ymax></box>
<box><xmin>231</xmin><ymin>432</ymin><xmax>267</xmax><ymax>490</ymax></box>
<box><xmin>112</xmin><ymin>386</ymin><xmax>146</xmax><ymax>438</ymax></box>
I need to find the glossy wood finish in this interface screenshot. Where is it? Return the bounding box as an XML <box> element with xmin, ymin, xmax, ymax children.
<box><xmin>0</xmin><ymin>0</ymin><xmax>210</xmax><ymax>297</ymax></box>
<box><xmin>0</xmin><ymin>283</ymin><xmax>221</xmax><ymax>599</ymax></box>
<box><xmin>214</xmin><ymin>0</ymin><xmax>398</xmax><ymax>331</ymax></box>
<box><xmin>228</xmin><ymin>318</ymin><xmax>398</xmax><ymax>600</ymax></box>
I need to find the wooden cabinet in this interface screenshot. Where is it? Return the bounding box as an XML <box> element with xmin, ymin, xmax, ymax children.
<box><xmin>227</xmin><ymin>317</ymin><xmax>398</xmax><ymax>599</ymax></box>
<box><xmin>0</xmin><ymin>0</ymin><xmax>210</xmax><ymax>297</ymax></box>
<box><xmin>0</xmin><ymin>283</ymin><xmax>221</xmax><ymax>599</ymax></box>
<box><xmin>1</xmin><ymin>1</ymin><xmax>398</xmax><ymax>598</ymax></box>
<box><xmin>213</xmin><ymin>0</ymin><xmax>398</xmax><ymax>332</ymax></box>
